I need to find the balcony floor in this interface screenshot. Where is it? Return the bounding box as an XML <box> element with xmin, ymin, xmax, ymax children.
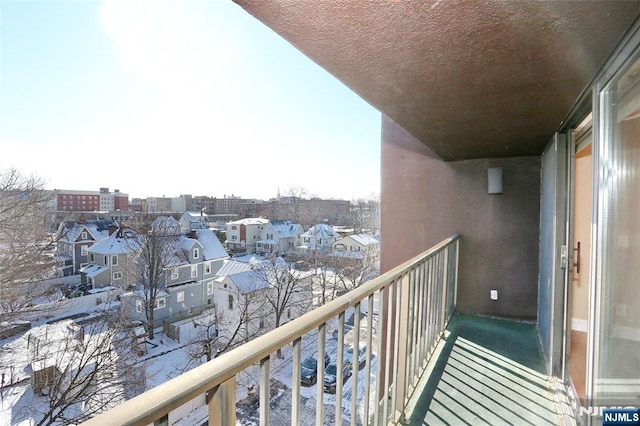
<box><xmin>404</xmin><ymin>314</ymin><xmax>561</xmax><ymax>425</ymax></box>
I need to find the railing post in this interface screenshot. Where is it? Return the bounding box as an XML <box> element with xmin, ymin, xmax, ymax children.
<box><xmin>441</xmin><ymin>247</ymin><xmax>449</xmax><ymax>328</ymax></box>
<box><xmin>363</xmin><ymin>293</ymin><xmax>374</xmax><ymax>424</ymax></box>
<box><xmin>394</xmin><ymin>272</ymin><xmax>411</xmax><ymax>423</ymax></box>
<box><xmin>291</xmin><ymin>338</ymin><xmax>301</xmax><ymax>426</ymax></box>
<box><xmin>260</xmin><ymin>356</ymin><xmax>270</xmax><ymax>426</ymax></box>
<box><xmin>208</xmin><ymin>376</ymin><xmax>236</xmax><ymax>426</ymax></box>
<box><xmin>316</xmin><ymin>322</ymin><xmax>326</xmax><ymax>425</ymax></box>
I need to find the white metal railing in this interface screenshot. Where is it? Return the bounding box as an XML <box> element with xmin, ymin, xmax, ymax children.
<box><xmin>82</xmin><ymin>235</ymin><xmax>460</xmax><ymax>426</ymax></box>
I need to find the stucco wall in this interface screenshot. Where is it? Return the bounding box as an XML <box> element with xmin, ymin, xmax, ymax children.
<box><xmin>381</xmin><ymin>115</ymin><xmax>541</xmax><ymax>319</ymax></box>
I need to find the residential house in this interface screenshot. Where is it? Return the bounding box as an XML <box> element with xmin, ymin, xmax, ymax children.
<box><xmin>298</xmin><ymin>223</ymin><xmax>341</xmax><ymax>255</ymax></box>
<box><xmin>225</xmin><ymin>218</ymin><xmax>269</xmax><ymax>254</ymax></box>
<box><xmin>119</xmin><ymin>217</ymin><xmax>229</xmax><ymax>327</ymax></box>
<box><xmin>255</xmin><ymin>220</ymin><xmax>302</xmax><ymax>256</ymax></box>
<box><xmin>331</xmin><ymin>233</ymin><xmax>380</xmax><ymax>271</ymax></box>
<box><xmin>179</xmin><ymin>211</ymin><xmax>209</xmax><ymax>232</ymax></box>
<box><xmin>85</xmin><ymin>3</ymin><xmax>640</xmax><ymax>425</ymax></box>
<box><xmin>55</xmin><ymin>220</ymin><xmax>117</xmax><ymax>276</ymax></box>
<box><xmin>212</xmin><ymin>258</ymin><xmax>311</xmax><ymax>346</ymax></box>
<box><xmin>80</xmin><ymin>226</ymin><xmax>139</xmax><ymax>290</ymax></box>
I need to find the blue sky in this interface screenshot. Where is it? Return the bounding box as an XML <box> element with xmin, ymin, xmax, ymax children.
<box><xmin>0</xmin><ymin>0</ymin><xmax>381</xmax><ymax>201</ymax></box>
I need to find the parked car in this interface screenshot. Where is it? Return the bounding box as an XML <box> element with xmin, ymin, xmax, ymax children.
<box><xmin>345</xmin><ymin>344</ymin><xmax>367</xmax><ymax>370</ymax></box>
<box><xmin>323</xmin><ymin>360</ymin><xmax>352</xmax><ymax>394</ymax></box>
<box><xmin>300</xmin><ymin>353</ymin><xmax>331</xmax><ymax>386</ymax></box>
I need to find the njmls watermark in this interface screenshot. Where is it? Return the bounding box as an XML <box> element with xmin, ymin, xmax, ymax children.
<box><xmin>579</xmin><ymin>406</ymin><xmax>640</xmax><ymax>425</ymax></box>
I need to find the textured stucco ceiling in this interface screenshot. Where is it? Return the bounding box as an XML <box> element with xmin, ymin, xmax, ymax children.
<box><xmin>234</xmin><ymin>0</ymin><xmax>640</xmax><ymax>161</ymax></box>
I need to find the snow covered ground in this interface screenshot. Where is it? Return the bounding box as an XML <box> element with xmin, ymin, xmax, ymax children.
<box><xmin>1</xmin><ymin>281</ymin><xmax>380</xmax><ymax>425</ymax></box>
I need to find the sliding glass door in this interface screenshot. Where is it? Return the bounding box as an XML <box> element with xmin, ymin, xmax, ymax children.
<box><xmin>594</xmin><ymin>51</ymin><xmax>640</xmax><ymax>410</ymax></box>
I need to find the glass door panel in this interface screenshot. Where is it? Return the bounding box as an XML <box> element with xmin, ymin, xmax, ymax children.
<box><xmin>595</xmin><ymin>53</ymin><xmax>640</xmax><ymax>408</ymax></box>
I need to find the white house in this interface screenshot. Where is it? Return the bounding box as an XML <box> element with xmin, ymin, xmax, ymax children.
<box><xmin>298</xmin><ymin>223</ymin><xmax>341</xmax><ymax>254</ymax></box>
<box><xmin>212</xmin><ymin>259</ymin><xmax>311</xmax><ymax>346</ymax></box>
<box><xmin>331</xmin><ymin>233</ymin><xmax>380</xmax><ymax>271</ymax></box>
<box><xmin>180</xmin><ymin>211</ymin><xmax>209</xmax><ymax>232</ymax></box>
<box><xmin>255</xmin><ymin>220</ymin><xmax>303</xmax><ymax>256</ymax></box>
<box><xmin>225</xmin><ymin>218</ymin><xmax>269</xmax><ymax>254</ymax></box>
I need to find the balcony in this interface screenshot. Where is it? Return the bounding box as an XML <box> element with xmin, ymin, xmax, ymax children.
<box><xmin>83</xmin><ymin>235</ymin><xmax>567</xmax><ymax>425</ymax></box>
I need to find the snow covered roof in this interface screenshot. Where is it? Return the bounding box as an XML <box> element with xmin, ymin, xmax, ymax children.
<box><xmin>60</xmin><ymin>220</ymin><xmax>114</xmax><ymax>243</ymax></box>
<box><xmin>301</xmin><ymin>224</ymin><xmax>340</xmax><ymax>239</ymax></box>
<box><xmin>79</xmin><ymin>264</ymin><xmax>108</xmax><ymax>278</ymax></box>
<box><xmin>164</xmin><ymin>237</ymin><xmax>189</xmax><ymax>267</ymax></box>
<box><xmin>194</xmin><ymin>229</ymin><xmax>228</xmax><ymax>260</ymax></box>
<box><xmin>181</xmin><ymin>238</ymin><xmax>198</xmax><ymax>252</ymax></box>
<box><xmin>182</xmin><ymin>211</ymin><xmax>209</xmax><ymax>220</ymax></box>
<box><xmin>151</xmin><ymin>216</ymin><xmax>181</xmax><ymax>234</ymax></box>
<box><xmin>215</xmin><ymin>259</ymin><xmax>255</xmax><ymax>277</ymax></box>
<box><xmin>340</xmin><ymin>234</ymin><xmax>379</xmax><ymax>246</ymax></box>
<box><xmin>89</xmin><ymin>228</ymin><xmax>140</xmax><ymax>255</ymax></box>
<box><xmin>228</xmin><ymin>270</ymin><xmax>270</xmax><ymax>294</ymax></box>
<box><xmin>270</xmin><ymin>220</ymin><xmax>302</xmax><ymax>239</ymax></box>
<box><xmin>228</xmin><ymin>218</ymin><xmax>269</xmax><ymax>226</ymax></box>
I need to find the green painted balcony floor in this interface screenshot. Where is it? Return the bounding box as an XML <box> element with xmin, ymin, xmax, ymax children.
<box><xmin>403</xmin><ymin>314</ymin><xmax>562</xmax><ymax>426</ymax></box>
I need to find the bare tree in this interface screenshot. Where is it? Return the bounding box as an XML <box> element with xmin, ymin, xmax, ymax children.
<box><xmin>0</xmin><ymin>168</ymin><xmax>59</xmax><ymax>324</ymax></box>
<box><xmin>183</xmin><ymin>289</ymin><xmax>263</xmax><ymax>370</ymax></box>
<box><xmin>301</xmin><ymin>250</ymin><xmax>343</xmax><ymax>306</ymax></box>
<box><xmin>332</xmin><ymin>253</ymin><xmax>380</xmax><ymax>295</ymax></box>
<box><xmin>347</xmin><ymin>194</ymin><xmax>380</xmax><ymax>234</ymax></box>
<box><xmin>252</xmin><ymin>255</ymin><xmax>310</xmax><ymax>358</ymax></box>
<box><xmin>127</xmin><ymin>216</ymin><xmax>183</xmax><ymax>339</ymax></box>
<box><xmin>25</xmin><ymin>309</ymin><xmax>146</xmax><ymax>425</ymax></box>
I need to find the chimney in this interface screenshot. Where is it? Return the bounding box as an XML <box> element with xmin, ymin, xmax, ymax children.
<box><xmin>190</xmin><ymin>230</ymin><xmax>197</xmax><ymax>239</ymax></box>
<box><xmin>108</xmin><ymin>224</ymin><xmax>117</xmax><ymax>236</ymax></box>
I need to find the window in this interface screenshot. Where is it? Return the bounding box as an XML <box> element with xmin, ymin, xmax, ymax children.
<box><xmin>193</xmin><ymin>248</ymin><xmax>199</xmax><ymax>259</ymax></box>
<box><xmin>177</xmin><ymin>291</ymin><xmax>184</xmax><ymax>302</ymax></box>
<box><xmin>81</xmin><ymin>245</ymin><xmax>88</xmax><ymax>256</ymax></box>
<box><xmin>113</xmin><ymin>271</ymin><xmax>123</xmax><ymax>280</ymax></box>
<box><xmin>136</xmin><ymin>300</ymin><xmax>142</xmax><ymax>313</ymax></box>
<box><xmin>207</xmin><ymin>281</ymin><xmax>213</xmax><ymax>295</ymax></box>
<box><xmin>259</xmin><ymin>318</ymin><xmax>265</xmax><ymax>329</ymax></box>
<box><xmin>171</xmin><ymin>268</ymin><xmax>179</xmax><ymax>280</ymax></box>
<box><xmin>90</xmin><ymin>253</ymin><xmax>95</xmax><ymax>262</ymax></box>
<box><xmin>104</xmin><ymin>256</ymin><xmax>109</xmax><ymax>266</ymax></box>
<box><xmin>81</xmin><ymin>231</ymin><xmax>87</xmax><ymax>240</ymax></box>
<box><xmin>205</xmin><ymin>262</ymin><xmax>211</xmax><ymax>274</ymax></box>
<box><xmin>154</xmin><ymin>298</ymin><xmax>166</xmax><ymax>310</ymax></box>
<box><xmin>231</xmin><ymin>235</ymin><xmax>237</xmax><ymax>240</ymax></box>
<box><xmin>191</xmin><ymin>265</ymin><xmax>197</xmax><ymax>278</ymax></box>
<box><xmin>232</xmin><ymin>225</ymin><xmax>237</xmax><ymax>230</ymax></box>
<box><xmin>111</xmin><ymin>255</ymin><xmax>118</xmax><ymax>266</ymax></box>
<box><xmin>228</xmin><ymin>294</ymin><xmax>234</xmax><ymax>310</ymax></box>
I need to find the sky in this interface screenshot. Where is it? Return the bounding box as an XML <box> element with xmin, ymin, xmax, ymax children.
<box><xmin>0</xmin><ymin>0</ymin><xmax>381</xmax><ymax>201</ymax></box>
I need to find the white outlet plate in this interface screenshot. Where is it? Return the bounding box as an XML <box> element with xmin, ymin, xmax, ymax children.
<box><xmin>490</xmin><ymin>289</ymin><xmax>498</xmax><ymax>300</ymax></box>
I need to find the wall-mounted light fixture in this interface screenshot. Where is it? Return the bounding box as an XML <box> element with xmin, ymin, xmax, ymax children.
<box><xmin>488</xmin><ymin>167</ymin><xmax>503</xmax><ymax>194</ymax></box>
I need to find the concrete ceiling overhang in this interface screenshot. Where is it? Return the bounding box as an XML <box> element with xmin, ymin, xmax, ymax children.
<box><xmin>234</xmin><ymin>0</ymin><xmax>640</xmax><ymax>161</ymax></box>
